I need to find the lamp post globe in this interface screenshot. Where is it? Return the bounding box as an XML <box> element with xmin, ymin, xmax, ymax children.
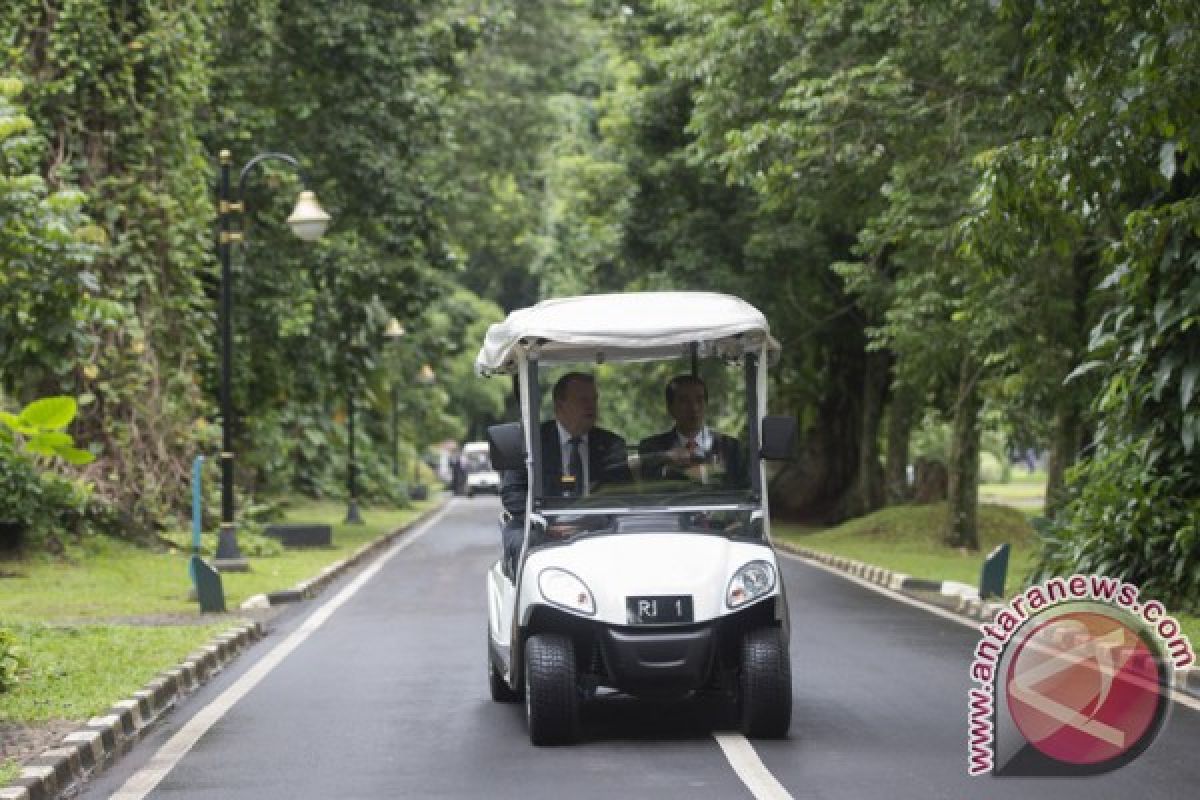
<box><xmin>287</xmin><ymin>190</ymin><xmax>331</xmax><ymax>241</ymax></box>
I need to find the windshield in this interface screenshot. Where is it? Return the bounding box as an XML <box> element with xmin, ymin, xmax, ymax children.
<box><xmin>462</xmin><ymin>449</ymin><xmax>493</xmax><ymax>473</ymax></box>
<box><xmin>526</xmin><ymin>356</ymin><xmax>760</xmax><ymax>539</ymax></box>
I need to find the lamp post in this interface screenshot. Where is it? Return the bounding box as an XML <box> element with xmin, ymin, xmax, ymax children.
<box><xmin>410</xmin><ymin>363</ymin><xmax>436</xmax><ymax>500</ymax></box>
<box><xmin>344</xmin><ymin>378</ymin><xmax>363</xmax><ymax>525</ymax></box>
<box><xmin>215</xmin><ymin>149</ymin><xmax>330</xmax><ymax>569</ymax></box>
<box><xmin>384</xmin><ymin>317</ymin><xmax>406</xmax><ymax>483</ymax></box>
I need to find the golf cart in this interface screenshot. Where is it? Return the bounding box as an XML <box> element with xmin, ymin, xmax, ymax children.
<box><xmin>461</xmin><ymin>441</ymin><xmax>501</xmax><ymax>497</ymax></box>
<box><xmin>477</xmin><ymin>292</ymin><xmax>797</xmax><ymax>745</ymax></box>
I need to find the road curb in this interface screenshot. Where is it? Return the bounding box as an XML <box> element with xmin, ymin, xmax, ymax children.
<box><xmin>775</xmin><ymin>542</ymin><xmax>1200</xmax><ymax>702</ymax></box>
<box><xmin>1</xmin><ymin>498</ymin><xmax>449</xmax><ymax>800</ymax></box>
<box><xmin>1</xmin><ymin>621</ymin><xmax>263</xmax><ymax>800</ymax></box>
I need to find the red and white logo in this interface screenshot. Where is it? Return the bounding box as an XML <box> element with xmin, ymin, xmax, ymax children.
<box><xmin>1005</xmin><ymin>610</ymin><xmax>1164</xmax><ymax>767</ymax></box>
<box><xmin>967</xmin><ymin>577</ymin><xmax>1191</xmax><ymax>777</ymax></box>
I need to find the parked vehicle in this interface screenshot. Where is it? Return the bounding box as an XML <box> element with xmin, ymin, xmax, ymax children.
<box><xmin>461</xmin><ymin>440</ymin><xmax>501</xmax><ymax>497</ymax></box>
<box><xmin>476</xmin><ymin>292</ymin><xmax>797</xmax><ymax>745</ymax></box>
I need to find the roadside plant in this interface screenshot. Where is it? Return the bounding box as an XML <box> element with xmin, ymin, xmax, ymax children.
<box><xmin>0</xmin><ymin>396</ymin><xmax>94</xmax><ymax>465</ymax></box>
<box><xmin>0</xmin><ymin>397</ymin><xmax>97</xmax><ymax>552</ymax></box>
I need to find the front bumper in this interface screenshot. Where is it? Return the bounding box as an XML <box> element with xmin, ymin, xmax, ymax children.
<box><xmin>601</xmin><ymin>624</ymin><xmax>715</xmax><ymax>690</ymax></box>
<box><xmin>524</xmin><ymin>597</ymin><xmax>781</xmax><ymax>695</ymax></box>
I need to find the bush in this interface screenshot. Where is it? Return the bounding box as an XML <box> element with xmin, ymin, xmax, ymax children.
<box><xmin>0</xmin><ymin>438</ymin><xmax>104</xmax><ymax>552</ymax></box>
<box><xmin>1036</xmin><ymin>444</ymin><xmax>1199</xmax><ymax>612</ymax></box>
<box><xmin>0</xmin><ymin>438</ymin><xmax>44</xmax><ymax>547</ymax></box>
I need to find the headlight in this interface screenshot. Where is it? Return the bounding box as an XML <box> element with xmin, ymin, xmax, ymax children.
<box><xmin>727</xmin><ymin>560</ymin><xmax>776</xmax><ymax>609</ymax></box>
<box><xmin>538</xmin><ymin>568</ymin><xmax>596</xmax><ymax>616</ymax></box>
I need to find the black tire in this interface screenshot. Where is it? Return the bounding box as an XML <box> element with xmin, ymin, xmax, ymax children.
<box><xmin>524</xmin><ymin>633</ymin><xmax>579</xmax><ymax>745</ymax></box>
<box><xmin>489</xmin><ymin>657</ymin><xmax>522</xmax><ymax>703</ymax></box>
<box><xmin>466</xmin><ymin>488</ymin><xmax>474</xmax><ymax>498</ymax></box>
<box><xmin>739</xmin><ymin>627</ymin><xmax>792</xmax><ymax>738</ymax></box>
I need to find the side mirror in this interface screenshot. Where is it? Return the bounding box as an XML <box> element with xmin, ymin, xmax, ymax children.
<box><xmin>487</xmin><ymin>422</ymin><xmax>526</xmax><ymax>471</ymax></box>
<box><xmin>760</xmin><ymin>415</ymin><xmax>797</xmax><ymax>460</ymax></box>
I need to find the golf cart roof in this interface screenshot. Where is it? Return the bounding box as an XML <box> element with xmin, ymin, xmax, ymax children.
<box><xmin>475</xmin><ymin>291</ymin><xmax>779</xmax><ymax>376</ymax></box>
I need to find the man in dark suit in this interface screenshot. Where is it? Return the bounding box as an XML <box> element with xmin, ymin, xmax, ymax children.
<box><xmin>638</xmin><ymin>375</ymin><xmax>745</xmax><ymax>488</ymax></box>
<box><xmin>500</xmin><ymin>372</ymin><xmax>632</xmax><ymax>573</ymax></box>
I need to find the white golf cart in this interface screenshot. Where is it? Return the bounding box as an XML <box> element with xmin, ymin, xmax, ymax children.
<box><xmin>477</xmin><ymin>292</ymin><xmax>797</xmax><ymax>745</ymax></box>
<box><xmin>461</xmin><ymin>441</ymin><xmax>501</xmax><ymax>497</ymax></box>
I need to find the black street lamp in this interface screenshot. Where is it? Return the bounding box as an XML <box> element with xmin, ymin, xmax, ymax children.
<box><xmin>344</xmin><ymin>375</ymin><xmax>364</xmax><ymax>525</ymax></box>
<box><xmin>410</xmin><ymin>363</ymin><xmax>436</xmax><ymax>500</ymax></box>
<box><xmin>215</xmin><ymin>149</ymin><xmax>330</xmax><ymax>570</ymax></box>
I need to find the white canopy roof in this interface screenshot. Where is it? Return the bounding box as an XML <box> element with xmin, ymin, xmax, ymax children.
<box><xmin>475</xmin><ymin>291</ymin><xmax>779</xmax><ymax>375</ymax></box>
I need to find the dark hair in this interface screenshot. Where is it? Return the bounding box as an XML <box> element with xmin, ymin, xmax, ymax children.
<box><xmin>553</xmin><ymin>372</ymin><xmax>595</xmax><ymax>403</ymax></box>
<box><xmin>665</xmin><ymin>374</ymin><xmax>707</xmax><ymax>407</ymax></box>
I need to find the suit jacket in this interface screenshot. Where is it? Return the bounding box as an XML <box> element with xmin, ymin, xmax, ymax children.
<box><xmin>637</xmin><ymin>428</ymin><xmax>746</xmax><ymax>488</ymax></box>
<box><xmin>502</xmin><ymin>420</ymin><xmax>633</xmax><ymax>514</ymax></box>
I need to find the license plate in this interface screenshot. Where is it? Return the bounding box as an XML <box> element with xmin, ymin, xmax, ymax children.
<box><xmin>626</xmin><ymin>595</ymin><xmax>693</xmax><ymax>625</ymax></box>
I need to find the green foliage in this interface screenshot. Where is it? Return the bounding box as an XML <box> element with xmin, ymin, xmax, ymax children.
<box><xmin>2</xmin><ymin>1</ymin><xmax>219</xmax><ymax>540</ymax></box>
<box><xmin>990</xmin><ymin>0</ymin><xmax>1200</xmax><ymax>606</ymax></box>
<box><xmin>1</xmin><ymin>396</ymin><xmax>94</xmax><ymax>464</ymax></box>
<box><xmin>0</xmin><ymin>395</ymin><xmax>99</xmax><ymax>551</ymax></box>
<box><xmin>0</xmin><ymin>75</ymin><xmax>96</xmax><ymax>393</ymax></box>
<box><xmin>1</xmin><ymin>0</ymin><xmax>1194</xmax><ymax>597</ymax></box>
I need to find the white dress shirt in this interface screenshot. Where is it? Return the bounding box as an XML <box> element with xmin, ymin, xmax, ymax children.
<box><xmin>674</xmin><ymin>427</ymin><xmax>713</xmax><ymax>456</ymax></box>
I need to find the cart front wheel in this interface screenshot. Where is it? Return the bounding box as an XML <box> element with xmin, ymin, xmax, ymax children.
<box><xmin>524</xmin><ymin>633</ymin><xmax>579</xmax><ymax>745</ymax></box>
<box><xmin>739</xmin><ymin>627</ymin><xmax>792</xmax><ymax>738</ymax></box>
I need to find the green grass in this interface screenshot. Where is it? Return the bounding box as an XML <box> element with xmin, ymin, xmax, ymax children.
<box><xmin>774</xmin><ymin>502</ymin><xmax>1199</xmax><ymax>660</ymax></box>
<box><xmin>0</xmin><ymin>499</ymin><xmax>437</xmax><ymax>622</ymax></box>
<box><xmin>0</xmin><ymin>760</ymin><xmax>17</xmax><ymax>784</ymax></box>
<box><xmin>979</xmin><ymin>468</ymin><xmax>1046</xmax><ymax>509</ymax></box>
<box><xmin>774</xmin><ymin>503</ymin><xmax>1039</xmax><ymax>591</ymax></box>
<box><xmin>0</xmin><ymin>497</ymin><xmax>440</xmax><ymax>735</ymax></box>
<box><xmin>0</xmin><ymin>622</ymin><xmax>229</xmax><ymax>723</ymax></box>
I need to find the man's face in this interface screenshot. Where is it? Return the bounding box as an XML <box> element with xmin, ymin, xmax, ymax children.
<box><xmin>669</xmin><ymin>381</ymin><xmax>706</xmax><ymax>436</ymax></box>
<box><xmin>556</xmin><ymin>378</ymin><xmax>598</xmax><ymax>436</ymax></box>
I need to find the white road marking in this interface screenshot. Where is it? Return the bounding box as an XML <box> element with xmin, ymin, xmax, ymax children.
<box><xmin>109</xmin><ymin>502</ymin><xmax>454</xmax><ymax>800</ymax></box>
<box><xmin>713</xmin><ymin>732</ymin><xmax>795</xmax><ymax>800</ymax></box>
<box><xmin>779</xmin><ymin>550</ymin><xmax>1200</xmax><ymax>714</ymax></box>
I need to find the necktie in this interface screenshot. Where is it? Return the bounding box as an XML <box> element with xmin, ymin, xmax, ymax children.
<box><xmin>568</xmin><ymin>436</ymin><xmax>584</xmax><ymax>495</ymax></box>
<box><xmin>686</xmin><ymin>438</ymin><xmax>698</xmax><ymax>458</ymax></box>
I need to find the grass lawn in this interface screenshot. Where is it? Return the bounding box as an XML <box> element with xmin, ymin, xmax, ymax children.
<box><xmin>774</xmin><ymin>503</ymin><xmax>1040</xmax><ymax>591</ymax></box>
<box><xmin>774</xmin><ymin>502</ymin><xmax>1199</xmax><ymax>663</ymax></box>
<box><xmin>0</xmin><ymin>496</ymin><xmax>439</xmax><ymax>744</ymax></box>
<box><xmin>0</xmin><ymin>499</ymin><xmax>438</xmax><ymax>622</ymax></box>
<box><xmin>979</xmin><ymin>468</ymin><xmax>1045</xmax><ymax>509</ymax></box>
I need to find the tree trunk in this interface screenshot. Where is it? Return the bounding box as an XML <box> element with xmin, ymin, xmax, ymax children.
<box><xmin>885</xmin><ymin>384</ymin><xmax>915</xmax><ymax>504</ymax></box>
<box><xmin>944</xmin><ymin>355</ymin><xmax>982</xmax><ymax>550</ymax></box>
<box><xmin>1044</xmin><ymin>250</ymin><xmax>1094</xmax><ymax>518</ymax></box>
<box><xmin>1044</xmin><ymin>394</ymin><xmax>1083</xmax><ymax>518</ymax></box>
<box><xmin>768</xmin><ymin>319</ymin><xmax>869</xmax><ymax>524</ymax></box>
<box><xmin>854</xmin><ymin>349</ymin><xmax>889</xmax><ymax>515</ymax></box>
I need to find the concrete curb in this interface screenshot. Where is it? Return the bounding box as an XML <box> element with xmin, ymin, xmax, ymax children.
<box><xmin>776</xmin><ymin>542</ymin><xmax>1200</xmax><ymax>701</ymax></box>
<box><xmin>1</xmin><ymin>498</ymin><xmax>449</xmax><ymax>800</ymax></box>
<box><xmin>1</xmin><ymin>621</ymin><xmax>263</xmax><ymax>800</ymax></box>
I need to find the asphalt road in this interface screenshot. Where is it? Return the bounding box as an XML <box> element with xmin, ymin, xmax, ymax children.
<box><xmin>85</xmin><ymin>498</ymin><xmax>1200</xmax><ymax>799</ymax></box>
